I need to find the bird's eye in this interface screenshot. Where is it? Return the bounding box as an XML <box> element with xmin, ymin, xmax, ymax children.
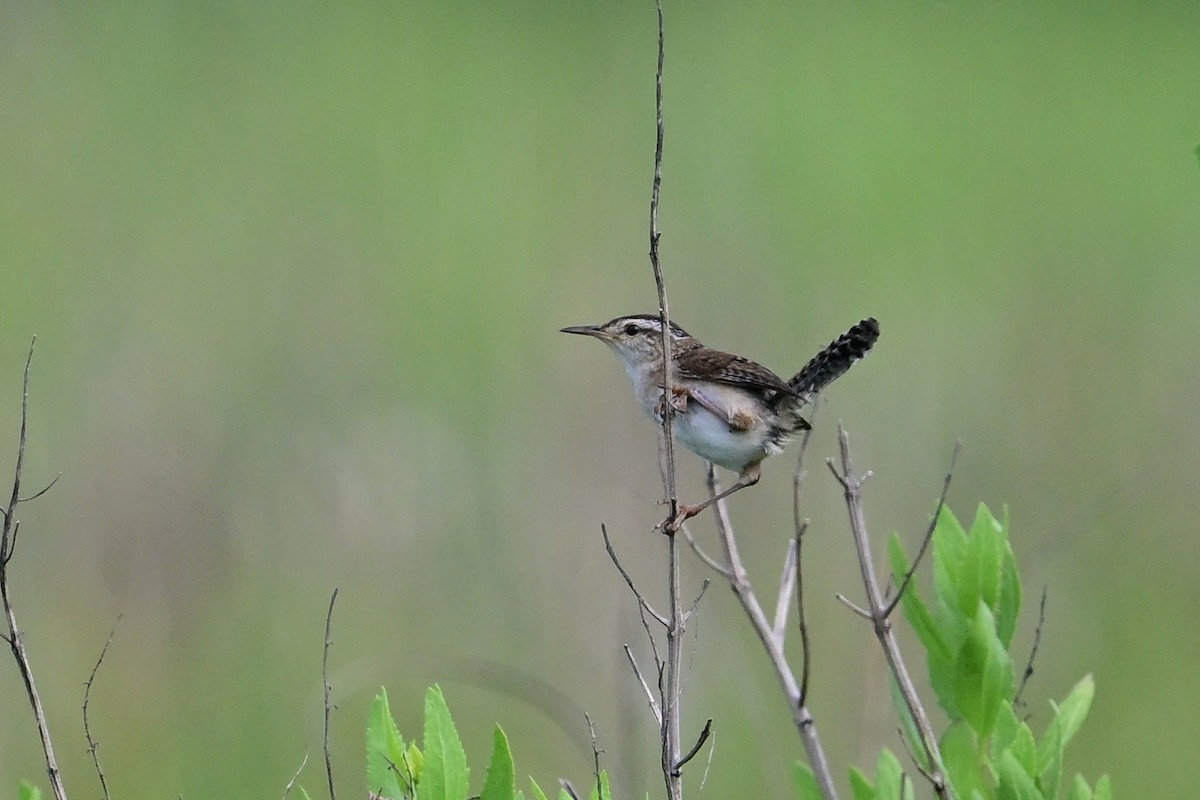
<box><xmin>623</xmin><ymin>323</ymin><xmax>641</xmax><ymax>336</ymax></box>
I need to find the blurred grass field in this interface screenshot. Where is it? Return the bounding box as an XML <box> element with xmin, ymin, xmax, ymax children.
<box><xmin>2</xmin><ymin>2</ymin><xmax>1198</xmax><ymax>797</ymax></box>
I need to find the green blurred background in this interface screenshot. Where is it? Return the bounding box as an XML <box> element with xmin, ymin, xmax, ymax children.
<box><xmin>1</xmin><ymin>1</ymin><xmax>1197</xmax><ymax>797</ymax></box>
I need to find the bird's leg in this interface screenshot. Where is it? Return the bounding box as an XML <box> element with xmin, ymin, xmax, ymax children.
<box><xmin>663</xmin><ymin>463</ymin><xmax>762</xmax><ymax>533</ymax></box>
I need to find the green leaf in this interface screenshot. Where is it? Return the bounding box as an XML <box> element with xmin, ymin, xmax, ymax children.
<box><xmin>995</xmin><ymin>539</ymin><xmax>1022</xmax><ymax>649</ymax></box>
<box><xmin>933</xmin><ymin>506</ymin><xmax>970</xmax><ymax>617</ymax></box>
<box><xmin>969</xmin><ymin>503</ymin><xmax>1004</xmax><ymax>611</ymax></box>
<box><xmin>940</xmin><ymin>720</ymin><xmax>984</xmax><ymax>800</ymax></box>
<box><xmin>367</xmin><ymin>688</ymin><xmax>410</xmax><ymax>800</ymax></box>
<box><xmin>296</xmin><ymin>787</ymin><xmax>313</xmax><ymax>800</ymax></box>
<box><xmin>423</xmin><ymin>685</ymin><xmax>470</xmax><ymax>800</ymax></box>
<box><xmin>19</xmin><ymin>782</ymin><xmax>43</xmax><ymax>800</ymax></box>
<box><xmin>991</xmin><ymin>701</ymin><xmax>1020</xmax><ymax>760</ymax></box>
<box><xmin>1053</xmin><ymin>675</ymin><xmax>1095</xmax><ymax>752</ymax></box>
<box><xmin>794</xmin><ymin>761</ymin><xmax>825</xmax><ymax>800</ymax></box>
<box><xmin>874</xmin><ymin>748</ymin><xmax>906</xmax><ymax>800</ymax></box>
<box><xmin>1067</xmin><ymin>774</ymin><xmax>1092</xmax><ymax>800</ymax></box>
<box><xmin>1011</xmin><ymin>722</ymin><xmax>1039</xmax><ymax>778</ymax></box>
<box><xmin>996</xmin><ymin>751</ymin><xmax>1045</xmax><ymax>800</ymax></box>
<box><xmin>848</xmin><ymin>765</ymin><xmax>876</xmax><ymax>800</ymax></box>
<box><xmin>528</xmin><ymin>778</ymin><xmax>550</xmax><ymax>800</ymax></box>
<box><xmin>480</xmin><ymin>726</ymin><xmax>516</xmax><ymax>800</ymax></box>
<box><xmin>1093</xmin><ymin>775</ymin><xmax>1112</xmax><ymax>800</ymax></box>
<box><xmin>954</xmin><ymin>602</ymin><xmax>1014</xmax><ymax>736</ymax></box>
<box><xmin>1034</xmin><ymin>677</ymin><xmax>1094</xmax><ymax>800</ymax></box>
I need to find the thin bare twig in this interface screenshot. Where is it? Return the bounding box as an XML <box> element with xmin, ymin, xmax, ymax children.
<box><xmin>323</xmin><ymin>588</ymin><xmax>339</xmax><ymax>800</ymax></box>
<box><xmin>835</xmin><ymin>593</ymin><xmax>872</xmax><ymax>620</ymax></box>
<box><xmin>585</xmin><ymin>712</ymin><xmax>604</xmax><ymax>800</ymax></box>
<box><xmin>793</xmin><ymin>521</ymin><xmax>813</xmax><ymax>705</ymax></box>
<box><xmin>831</xmin><ymin>426</ymin><xmax>954</xmax><ymax>800</ymax></box>
<box><xmin>679</xmin><ymin>523</ymin><xmax>731</xmax><ymax>579</ymax></box>
<box><xmin>84</xmin><ymin>619</ymin><xmax>122</xmax><ymax>800</ymax></box>
<box><xmin>19</xmin><ymin>472</ymin><xmax>62</xmax><ymax>504</ymax></box>
<box><xmin>1014</xmin><ymin>587</ymin><xmax>1048</xmax><ymax>709</ymax></box>
<box><xmin>883</xmin><ymin>441</ymin><xmax>961</xmax><ymax>619</ymax></box>
<box><xmin>701</xmin><ymin>465</ymin><xmax>839</xmax><ymax>800</ymax></box>
<box><xmin>897</xmin><ymin>725</ymin><xmax>934</xmax><ymax>788</ymax></box>
<box><xmin>0</xmin><ymin>338</ymin><xmax>68</xmax><ymax>800</ymax></box>
<box><xmin>624</xmin><ymin>644</ymin><xmax>662</xmax><ymax>726</ymax></box>
<box><xmin>644</xmin><ymin>3</ymin><xmax>687</xmax><ymax>797</ymax></box>
<box><xmin>772</xmin><ymin>539</ymin><xmax>798</xmax><ymax>639</ymax></box>
<box><xmin>674</xmin><ymin>718</ymin><xmax>713</xmax><ymax>775</ymax></box>
<box><xmin>282</xmin><ymin>752</ymin><xmax>309</xmax><ymax>800</ymax></box>
<box><xmin>601</xmin><ymin>524</ymin><xmax>667</xmax><ymax>627</ymax></box>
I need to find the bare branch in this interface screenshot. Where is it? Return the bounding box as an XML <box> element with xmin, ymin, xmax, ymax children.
<box><xmin>700</xmin><ymin>465</ymin><xmax>839</xmax><ymax>800</ymax></box>
<box><xmin>84</xmin><ymin>619</ymin><xmax>122</xmax><ymax>800</ymax></box>
<box><xmin>833</xmin><ymin>425</ymin><xmax>954</xmax><ymax>800</ymax></box>
<box><xmin>772</xmin><ymin>539</ymin><xmax>798</xmax><ymax>639</ymax></box>
<box><xmin>642</xmin><ymin>6</ymin><xmax>688</xmax><ymax>790</ymax></box>
<box><xmin>323</xmin><ymin>587</ymin><xmax>339</xmax><ymax>800</ymax></box>
<box><xmin>0</xmin><ymin>337</ymin><xmax>68</xmax><ymax>800</ymax></box>
<box><xmin>793</xmin><ymin>520</ymin><xmax>813</xmax><ymax>705</ymax></box>
<box><xmin>674</xmin><ymin>718</ymin><xmax>713</xmax><ymax>775</ymax></box>
<box><xmin>19</xmin><ymin>472</ymin><xmax>62</xmax><ymax>504</ymax></box>
<box><xmin>601</xmin><ymin>524</ymin><xmax>667</xmax><ymax>627</ymax></box>
<box><xmin>585</xmin><ymin>712</ymin><xmax>604</xmax><ymax>800</ymax></box>
<box><xmin>623</xmin><ymin>644</ymin><xmax>662</xmax><ymax>726</ymax></box>
<box><xmin>835</xmin><ymin>593</ymin><xmax>872</xmax><ymax>620</ymax></box>
<box><xmin>680</xmin><ymin>523</ymin><xmax>731</xmax><ymax>579</ymax></box>
<box><xmin>1015</xmin><ymin>587</ymin><xmax>1048</xmax><ymax>709</ymax></box>
<box><xmin>883</xmin><ymin>440</ymin><xmax>961</xmax><ymax>619</ymax></box>
<box><xmin>282</xmin><ymin>752</ymin><xmax>309</xmax><ymax>800</ymax></box>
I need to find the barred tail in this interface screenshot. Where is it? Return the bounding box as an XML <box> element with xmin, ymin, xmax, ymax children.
<box><xmin>787</xmin><ymin>317</ymin><xmax>880</xmax><ymax>396</ymax></box>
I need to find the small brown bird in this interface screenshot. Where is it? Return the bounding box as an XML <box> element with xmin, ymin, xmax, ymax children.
<box><xmin>561</xmin><ymin>315</ymin><xmax>879</xmax><ymax>528</ymax></box>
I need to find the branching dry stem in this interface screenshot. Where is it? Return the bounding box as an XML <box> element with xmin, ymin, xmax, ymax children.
<box><xmin>84</xmin><ymin>619</ymin><xmax>121</xmax><ymax>800</ymax></box>
<box><xmin>0</xmin><ymin>338</ymin><xmax>69</xmax><ymax>800</ymax></box>
<box><xmin>829</xmin><ymin>425</ymin><xmax>955</xmax><ymax>800</ymax></box>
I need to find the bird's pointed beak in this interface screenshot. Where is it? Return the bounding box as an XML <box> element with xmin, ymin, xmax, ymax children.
<box><xmin>560</xmin><ymin>324</ymin><xmax>607</xmax><ymax>339</ymax></box>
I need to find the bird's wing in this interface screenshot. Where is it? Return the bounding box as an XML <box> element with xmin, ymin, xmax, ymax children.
<box><xmin>675</xmin><ymin>348</ymin><xmax>792</xmax><ymax>396</ymax></box>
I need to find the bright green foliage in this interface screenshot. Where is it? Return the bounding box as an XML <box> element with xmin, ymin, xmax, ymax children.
<box><xmin>366</xmin><ymin>686</ymin><xmax>613</xmax><ymax>800</ymax></box>
<box><xmin>422</xmin><ymin>686</ymin><xmax>470</xmax><ymax>800</ymax></box>
<box><xmin>821</xmin><ymin>502</ymin><xmax>1114</xmax><ymax>800</ymax></box>
<box><xmin>794</xmin><ymin>761</ymin><xmax>824</xmax><ymax>800</ymax></box>
<box><xmin>843</xmin><ymin>749</ymin><xmax>912</xmax><ymax>800</ymax></box>
<box><xmin>18</xmin><ymin>782</ymin><xmax>42</xmax><ymax>800</ymax></box>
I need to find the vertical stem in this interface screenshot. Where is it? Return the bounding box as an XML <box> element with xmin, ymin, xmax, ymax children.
<box><xmin>647</xmin><ymin>2</ymin><xmax>682</xmax><ymax>797</ymax></box>
<box><xmin>0</xmin><ymin>340</ymin><xmax>68</xmax><ymax>800</ymax></box>
<box><xmin>835</xmin><ymin>428</ymin><xmax>954</xmax><ymax>800</ymax></box>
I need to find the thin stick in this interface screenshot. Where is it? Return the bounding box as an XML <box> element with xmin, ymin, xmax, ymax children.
<box><xmin>624</xmin><ymin>645</ymin><xmax>662</xmax><ymax>725</ymax></box>
<box><xmin>601</xmin><ymin>524</ymin><xmax>667</xmax><ymax>627</ymax></box>
<box><xmin>282</xmin><ymin>752</ymin><xmax>309</xmax><ymax>800</ymax></box>
<box><xmin>830</xmin><ymin>426</ymin><xmax>954</xmax><ymax>800</ymax></box>
<box><xmin>703</xmin><ymin>466</ymin><xmax>840</xmax><ymax>800</ymax></box>
<box><xmin>585</xmin><ymin>712</ymin><xmax>604</xmax><ymax>800</ymax></box>
<box><xmin>674</xmin><ymin>718</ymin><xmax>713</xmax><ymax>774</ymax></box>
<box><xmin>323</xmin><ymin>588</ymin><xmax>339</xmax><ymax>800</ymax></box>
<box><xmin>1014</xmin><ymin>587</ymin><xmax>1048</xmax><ymax>708</ymax></box>
<box><xmin>84</xmin><ymin>619</ymin><xmax>122</xmax><ymax>800</ymax></box>
<box><xmin>644</xmin><ymin>2</ymin><xmax>686</xmax><ymax>797</ymax></box>
<box><xmin>0</xmin><ymin>338</ymin><xmax>68</xmax><ymax>800</ymax></box>
<box><xmin>883</xmin><ymin>441</ymin><xmax>960</xmax><ymax>619</ymax></box>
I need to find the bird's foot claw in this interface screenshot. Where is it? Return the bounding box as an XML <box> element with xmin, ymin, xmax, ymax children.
<box><xmin>659</xmin><ymin>503</ymin><xmax>703</xmax><ymax>534</ymax></box>
<box><xmin>654</xmin><ymin>386</ymin><xmax>691</xmax><ymax>418</ymax></box>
